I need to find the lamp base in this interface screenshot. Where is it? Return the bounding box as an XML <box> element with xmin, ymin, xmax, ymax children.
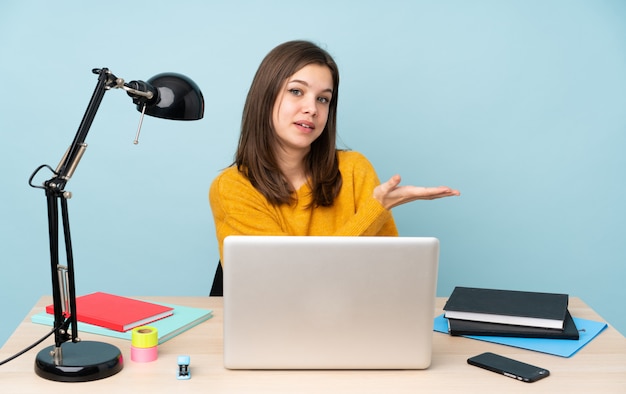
<box><xmin>35</xmin><ymin>341</ymin><xmax>123</xmax><ymax>382</ymax></box>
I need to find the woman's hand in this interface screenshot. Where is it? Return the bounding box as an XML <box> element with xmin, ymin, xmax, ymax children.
<box><xmin>373</xmin><ymin>174</ymin><xmax>460</xmax><ymax>210</ymax></box>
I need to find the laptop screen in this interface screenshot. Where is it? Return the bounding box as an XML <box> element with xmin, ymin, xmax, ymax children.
<box><xmin>223</xmin><ymin>236</ymin><xmax>439</xmax><ymax>370</ymax></box>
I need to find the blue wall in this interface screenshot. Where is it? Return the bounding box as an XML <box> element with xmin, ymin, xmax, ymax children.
<box><xmin>1</xmin><ymin>0</ymin><xmax>625</xmax><ymax>348</ymax></box>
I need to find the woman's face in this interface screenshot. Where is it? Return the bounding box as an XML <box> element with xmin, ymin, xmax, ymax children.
<box><xmin>272</xmin><ymin>64</ymin><xmax>334</xmax><ymax>158</ymax></box>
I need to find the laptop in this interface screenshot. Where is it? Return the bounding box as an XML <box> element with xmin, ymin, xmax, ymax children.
<box><xmin>222</xmin><ymin>236</ymin><xmax>439</xmax><ymax>370</ymax></box>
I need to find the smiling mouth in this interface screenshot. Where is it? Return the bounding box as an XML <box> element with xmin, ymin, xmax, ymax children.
<box><xmin>296</xmin><ymin>122</ymin><xmax>314</xmax><ymax>130</ymax></box>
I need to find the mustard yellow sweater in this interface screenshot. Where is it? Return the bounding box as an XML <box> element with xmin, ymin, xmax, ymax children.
<box><xmin>209</xmin><ymin>150</ymin><xmax>398</xmax><ymax>263</ymax></box>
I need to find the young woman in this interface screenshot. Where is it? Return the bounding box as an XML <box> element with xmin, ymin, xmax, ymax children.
<box><xmin>209</xmin><ymin>40</ymin><xmax>459</xmax><ymax>262</ymax></box>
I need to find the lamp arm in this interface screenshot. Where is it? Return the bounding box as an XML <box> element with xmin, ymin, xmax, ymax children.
<box><xmin>49</xmin><ymin>68</ymin><xmax>116</xmax><ymax>191</ymax></box>
<box><xmin>41</xmin><ymin>66</ymin><xmax>160</xmax><ymax>355</ymax></box>
<box><xmin>41</xmin><ymin>67</ymin><xmax>120</xmax><ymax>354</ymax></box>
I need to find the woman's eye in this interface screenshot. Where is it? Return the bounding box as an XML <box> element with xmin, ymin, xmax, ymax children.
<box><xmin>288</xmin><ymin>89</ymin><xmax>302</xmax><ymax>96</ymax></box>
<box><xmin>318</xmin><ymin>96</ymin><xmax>330</xmax><ymax>104</ymax></box>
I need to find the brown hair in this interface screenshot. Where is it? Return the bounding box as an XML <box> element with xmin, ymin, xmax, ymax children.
<box><xmin>235</xmin><ymin>40</ymin><xmax>342</xmax><ymax>206</ymax></box>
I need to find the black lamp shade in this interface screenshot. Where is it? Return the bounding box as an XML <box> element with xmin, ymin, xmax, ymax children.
<box><xmin>141</xmin><ymin>73</ymin><xmax>204</xmax><ymax>120</ymax></box>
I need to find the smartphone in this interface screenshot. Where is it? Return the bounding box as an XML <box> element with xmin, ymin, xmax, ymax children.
<box><xmin>467</xmin><ymin>352</ymin><xmax>550</xmax><ymax>383</ymax></box>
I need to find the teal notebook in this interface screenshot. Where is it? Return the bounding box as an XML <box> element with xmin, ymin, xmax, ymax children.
<box><xmin>31</xmin><ymin>301</ymin><xmax>212</xmax><ymax>344</ymax></box>
<box><xmin>433</xmin><ymin>314</ymin><xmax>607</xmax><ymax>357</ymax></box>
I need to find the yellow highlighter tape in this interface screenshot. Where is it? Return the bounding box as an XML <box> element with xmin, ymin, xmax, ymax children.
<box><xmin>131</xmin><ymin>326</ymin><xmax>158</xmax><ymax>348</ymax></box>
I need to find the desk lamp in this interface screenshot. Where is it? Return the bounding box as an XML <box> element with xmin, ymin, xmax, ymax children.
<box><xmin>28</xmin><ymin>67</ymin><xmax>204</xmax><ymax>382</ymax></box>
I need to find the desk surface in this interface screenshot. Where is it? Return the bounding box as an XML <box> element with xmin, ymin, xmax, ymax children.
<box><xmin>1</xmin><ymin>296</ymin><xmax>625</xmax><ymax>393</ymax></box>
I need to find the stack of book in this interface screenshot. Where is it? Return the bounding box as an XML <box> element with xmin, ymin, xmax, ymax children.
<box><xmin>443</xmin><ymin>287</ymin><xmax>579</xmax><ymax>339</ymax></box>
<box><xmin>36</xmin><ymin>292</ymin><xmax>213</xmax><ymax>344</ymax></box>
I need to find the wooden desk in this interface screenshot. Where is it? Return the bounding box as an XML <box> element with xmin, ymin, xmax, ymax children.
<box><xmin>1</xmin><ymin>297</ymin><xmax>625</xmax><ymax>393</ymax></box>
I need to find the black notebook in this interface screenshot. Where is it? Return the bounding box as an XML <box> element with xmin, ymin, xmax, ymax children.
<box><xmin>447</xmin><ymin>310</ymin><xmax>579</xmax><ymax>339</ymax></box>
<box><xmin>443</xmin><ymin>287</ymin><xmax>569</xmax><ymax>329</ymax></box>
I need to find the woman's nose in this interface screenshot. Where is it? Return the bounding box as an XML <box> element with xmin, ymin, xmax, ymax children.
<box><xmin>302</xmin><ymin>96</ymin><xmax>318</xmax><ymax>116</ymax></box>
